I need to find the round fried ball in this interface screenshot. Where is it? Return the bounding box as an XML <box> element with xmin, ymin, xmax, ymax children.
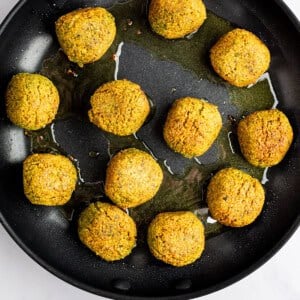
<box><xmin>207</xmin><ymin>168</ymin><xmax>265</xmax><ymax>227</ymax></box>
<box><xmin>163</xmin><ymin>97</ymin><xmax>222</xmax><ymax>158</ymax></box>
<box><xmin>6</xmin><ymin>73</ymin><xmax>59</xmax><ymax>131</ymax></box>
<box><xmin>105</xmin><ymin>148</ymin><xmax>163</xmax><ymax>209</ymax></box>
<box><xmin>88</xmin><ymin>79</ymin><xmax>150</xmax><ymax>136</ymax></box>
<box><xmin>23</xmin><ymin>154</ymin><xmax>77</xmax><ymax>206</ymax></box>
<box><xmin>237</xmin><ymin>109</ymin><xmax>293</xmax><ymax>167</ymax></box>
<box><xmin>147</xmin><ymin>211</ymin><xmax>205</xmax><ymax>267</ymax></box>
<box><xmin>149</xmin><ymin>0</ymin><xmax>207</xmax><ymax>39</ymax></box>
<box><xmin>78</xmin><ymin>202</ymin><xmax>137</xmax><ymax>261</ymax></box>
<box><xmin>210</xmin><ymin>28</ymin><xmax>271</xmax><ymax>87</ymax></box>
<box><xmin>55</xmin><ymin>7</ymin><xmax>116</xmax><ymax>67</ymax></box>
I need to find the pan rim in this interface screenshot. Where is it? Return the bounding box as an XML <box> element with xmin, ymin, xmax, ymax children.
<box><xmin>0</xmin><ymin>0</ymin><xmax>299</xmax><ymax>299</ymax></box>
<box><xmin>1</xmin><ymin>211</ymin><xmax>299</xmax><ymax>300</ymax></box>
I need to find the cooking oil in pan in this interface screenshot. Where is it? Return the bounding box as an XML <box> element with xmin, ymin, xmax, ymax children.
<box><xmin>29</xmin><ymin>0</ymin><xmax>276</xmax><ymax>238</ymax></box>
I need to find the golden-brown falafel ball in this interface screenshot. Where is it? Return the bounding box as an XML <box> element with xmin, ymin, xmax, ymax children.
<box><xmin>88</xmin><ymin>79</ymin><xmax>150</xmax><ymax>136</ymax></box>
<box><xmin>207</xmin><ymin>168</ymin><xmax>265</xmax><ymax>227</ymax></box>
<box><xmin>237</xmin><ymin>109</ymin><xmax>293</xmax><ymax>168</ymax></box>
<box><xmin>6</xmin><ymin>73</ymin><xmax>59</xmax><ymax>131</ymax></box>
<box><xmin>105</xmin><ymin>148</ymin><xmax>163</xmax><ymax>209</ymax></box>
<box><xmin>149</xmin><ymin>0</ymin><xmax>207</xmax><ymax>39</ymax></box>
<box><xmin>78</xmin><ymin>202</ymin><xmax>137</xmax><ymax>261</ymax></box>
<box><xmin>210</xmin><ymin>28</ymin><xmax>271</xmax><ymax>87</ymax></box>
<box><xmin>163</xmin><ymin>97</ymin><xmax>222</xmax><ymax>158</ymax></box>
<box><xmin>23</xmin><ymin>153</ymin><xmax>77</xmax><ymax>206</ymax></box>
<box><xmin>147</xmin><ymin>211</ymin><xmax>205</xmax><ymax>267</ymax></box>
<box><xmin>55</xmin><ymin>7</ymin><xmax>116</xmax><ymax>67</ymax></box>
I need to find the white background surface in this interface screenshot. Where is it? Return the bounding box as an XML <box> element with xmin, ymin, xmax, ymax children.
<box><xmin>0</xmin><ymin>0</ymin><xmax>299</xmax><ymax>299</ymax></box>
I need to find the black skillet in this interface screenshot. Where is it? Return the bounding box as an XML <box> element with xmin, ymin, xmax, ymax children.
<box><xmin>0</xmin><ymin>0</ymin><xmax>299</xmax><ymax>299</ymax></box>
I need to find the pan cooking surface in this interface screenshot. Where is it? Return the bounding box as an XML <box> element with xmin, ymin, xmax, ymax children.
<box><xmin>0</xmin><ymin>0</ymin><xmax>299</xmax><ymax>299</ymax></box>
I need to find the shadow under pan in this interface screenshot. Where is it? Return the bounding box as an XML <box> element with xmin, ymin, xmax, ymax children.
<box><xmin>0</xmin><ymin>0</ymin><xmax>299</xmax><ymax>299</ymax></box>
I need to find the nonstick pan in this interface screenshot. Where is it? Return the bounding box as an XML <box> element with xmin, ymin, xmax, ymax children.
<box><xmin>0</xmin><ymin>0</ymin><xmax>299</xmax><ymax>299</ymax></box>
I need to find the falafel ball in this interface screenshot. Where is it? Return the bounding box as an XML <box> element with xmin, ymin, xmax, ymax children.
<box><xmin>55</xmin><ymin>7</ymin><xmax>116</xmax><ymax>67</ymax></box>
<box><xmin>147</xmin><ymin>211</ymin><xmax>205</xmax><ymax>267</ymax></box>
<box><xmin>6</xmin><ymin>73</ymin><xmax>59</xmax><ymax>131</ymax></box>
<box><xmin>88</xmin><ymin>79</ymin><xmax>150</xmax><ymax>136</ymax></box>
<box><xmin>207</xmin><ymin>168</ymin><xmax>265</xmax><ymax>227</ymax></box>
<box><xmin>78</xmin><ymin>202</ymin><xmax>137</xmax><ymax>261</ymax></box>
<box><xmin>237</xmin><ymin>109</ymin><xmax>293</xmax><ymax>168</ymax></box>
<box><xmin>210</xmin><ymin>28</ymin><xmax>271</xmax><ymax>87</ymax></box>
<box><xmin>23</xmin><ymin>153</ymin><xmax>77</xmax><ymax>206</ymax></box>
<box><xmin>149</xmin><ymin>0</ymin><xmax>207</xmax><ymax>39</ymax></box>
<box><xmin>163</xmin><ymin>97</ymin><xmax>222</xmax><ymax>158</ymax></box>
<box><xmin>105</xmin><ymin>148</ymin><xmax>163</xmax><ymax>209</ymax></box>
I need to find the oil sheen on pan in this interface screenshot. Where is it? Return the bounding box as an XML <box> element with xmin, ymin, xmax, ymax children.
<box><xmin>25</xmin><ymin>0</ymin><xmax>277</xmax><ymax>240</ymax></box>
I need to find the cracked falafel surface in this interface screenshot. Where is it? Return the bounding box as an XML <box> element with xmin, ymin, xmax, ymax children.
<box><xmin>210</xmin><ymin>28</ymin><xmax>270</xmax><ymax>87</ymax></box>
<box><xmin>6</xmin><ymin>73</ymin><xmax>59</xmax><ymax>131</ymax></box>
<box><xmin>163</xmin><ymin>97</ymin><xmax>222</xmax><ymax>158</ymax></box>
<box><xmin>149</xmin><ymin>0</ymin><xmax>207</xmax><ymax>39</ymax></box>
<box><xmin>105</xmin><ymin>148</ymin><xmax>163</xmax><ymax>209</ymax></box>
<box><xmin>23</xmin><ymin>153</ymin><xmax>77</xmax><ymax>206</ymax></box>
<box><xmin>237</xmin><ymin>109</ymin><xmax>293</xmax><ymax>168</ymax></box>
<box><xmin>207</xmin><ymin>168</ymin><xmax>265</xmax><ymax>227</ymax></box>
<box><xmin>88</xmin><ymin>79</ymin><xmax>150</xmax><ymax>136</ymax></box>
<box><xmin>55</xmin><ymin>7</ymin><xmax>116</xmax><ymax>67</ymax></box>
<box><xmin>78</xmin><ymin>202</ymin><xmax>137</xmax><ymax>261</ymax></box>
<box><xmin>147</xmin><ymin>211</ymin><xmax>205</xmax><ymax>267</ymax></box>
